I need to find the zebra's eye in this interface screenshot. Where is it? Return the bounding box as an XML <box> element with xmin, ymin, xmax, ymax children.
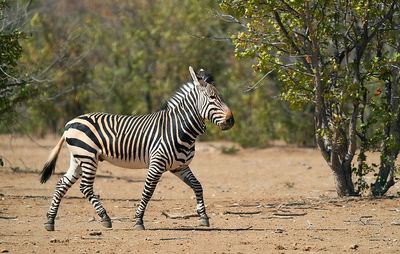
<box><xmin>209</xmin><ymin>95</ymin><xmax>216</xmax><ymax>100</ymax></box>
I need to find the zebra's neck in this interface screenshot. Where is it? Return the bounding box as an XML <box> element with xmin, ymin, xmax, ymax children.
<box><xmin>164</xmin><ymin>83</ymin><xmax>206</xmax><ymax>139</ymax></box>
<box><xmin>163</xmin><ymin>83</ymin><xmax>196</xmax><ymax>109</ymax></box>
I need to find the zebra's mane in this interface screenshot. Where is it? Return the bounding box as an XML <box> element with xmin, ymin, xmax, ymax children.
<box><xmin>159</xmin><ymin>82</ymin><xmax>197</xmax><ymax>111</ymax></box>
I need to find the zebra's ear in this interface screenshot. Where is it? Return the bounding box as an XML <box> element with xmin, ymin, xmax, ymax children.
<box><xmin>189</xmin><ymin>66</ymin><xmax>204</xmax><ymax>87</ymax></box>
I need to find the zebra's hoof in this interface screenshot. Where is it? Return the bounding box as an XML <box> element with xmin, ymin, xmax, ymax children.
<box><xmin>44</xmin><ymin>222</ymin><xmax>55</xmax><ymax>231</ymax></box>
<box><xmin>101</xmin><ymin>218</ymin><xmax>112</xmax><ymax>228</ymax></box>
<box><xmin>199</xmin><ymin>217</ymin><xmax>210</xmax><ymax>227</ymax></box>
<box><xmin>134</xmin><ymin>223</ymin><xmax>145</xmax><ymax>230</ymax></box>
<box><xmin>100</xmin><ymin>212</ymin><xmax>112</xmax><ymax>228</ymax></box>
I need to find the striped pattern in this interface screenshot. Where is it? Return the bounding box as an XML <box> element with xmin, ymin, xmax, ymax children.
<box><xmin>40</xmin><ymin>67</ymin><xmax>234</xmax><ymax>230</ymax></box>
<box><xmin>65</xmin><ymin>112</ymin><xmax>165</xmax><ymax>164</ymax></box>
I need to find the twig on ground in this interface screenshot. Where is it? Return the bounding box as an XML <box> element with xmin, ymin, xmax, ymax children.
<box><xmin>283</xmin><ymin>201</ymin><xmax>307</xmax><ymax>206</ymax></box>
<box><xmin>262</xmin><ymin>216</ymin><xmax>294</xmax><ymax>220</ymax></box>
<box><xmin>272</xmin><ymin>212</ymin><xmax>307</xmax><ymax>217</ymax></box>
<box><xmin>224</xmin><ymin>211</ymin><xmax>261</xmax><ymax>215</ymax></box>
<box><xmin>80</xmin><ymin>237</ymin><xmax>103</xmax><ymax>240</ymax></box>
<box><xmin>391</xmin><ymin>221</ymin><xmax>400</xmax><ymax>226</ymax></box>
<box><xmin>0</xmin><ymin>215</ymin><xmax>18</xmax><ymax>220</ymax></box>
<box><xmin>161</xmin><ymin>211</ymin><xmax>198</xmax><ymax>219</ymax></box>
<box><xmin>306</xmin><ymin>228</ymin><xmax>348</xmax><ymax>231</ymax></box>
<box><xmin>160</xmin><ymin>237</ymin><xmax>192</xmax><ymax>241</ymax></box>
<box><xmin>111</xmin><ymin>216</ymin><xmax>130</xmax><ymax>222</ymax></box>
<box><xmin>229</xmin><ymin>203</ymin><xmax>262</xmax><ymax>208</ymax></box>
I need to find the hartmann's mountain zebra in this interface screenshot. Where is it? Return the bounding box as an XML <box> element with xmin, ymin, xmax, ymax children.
<box><xmin>40</xmin><ymin>66</ymin><xmax>234</xmax><ymax>231</ymax></box>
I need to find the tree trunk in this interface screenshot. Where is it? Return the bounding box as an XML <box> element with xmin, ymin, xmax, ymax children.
<box><xmin>315</xmin><ymin>114</ymin><xmax>358</xmax><ymax>196</ymax></box>
<box><xmin>305</xmin><ymin>2</ymin><xmax>361</xmax><ymax>197</ymax></box>
<box><xmin>331</xmin><ymin>161</ymin><xmax>357</xmax><ymax>197</ymax></box>
<box><xmin>371</xmin><ymin>154</ymin><xmax>397</xmax><ymax>196</ymax></box>
<box><xmin>328</xmin><ymin>133</ymin><xmax>357</xmax><ymax>196</ymax></box>
<box><xmin>371</xmin><ymin>65</ymin><xmax>400</xmax><ymax>196</ymax></box>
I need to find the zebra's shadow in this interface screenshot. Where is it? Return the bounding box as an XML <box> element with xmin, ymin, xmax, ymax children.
<box><xmin>113</xmin><ymin>226</ymin><xmax>267</xmax><ymax>232</ymax></box>
<box><xmin>149</xmin><ymin>227</ymin><xmax>267</xmax><ymax>232</ymax></box>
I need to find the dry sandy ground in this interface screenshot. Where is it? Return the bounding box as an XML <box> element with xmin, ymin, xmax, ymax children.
<box><xmin>0</xmin><ymin>135</ymin><xmax>399</xmax><ymax>253</ymax></box>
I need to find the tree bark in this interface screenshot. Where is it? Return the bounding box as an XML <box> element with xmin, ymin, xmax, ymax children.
<box><xmin>371</xmin><ymin>65</ymin><xmax>400</xmax><ymax>196</ymax></box>
<box><xmin>330</xmin><ymin>124</ymin><xmax>357</xmax><ymax>196</ymax></box>
<box><xmin>305</xmin><ymin>2</ymin><xmax>356</xmax><ymax>196</ymax></box>
<box><xmin>331</xmin><ymin>166</ymin><xmax>357</xmax><ymax>197</ymax></box>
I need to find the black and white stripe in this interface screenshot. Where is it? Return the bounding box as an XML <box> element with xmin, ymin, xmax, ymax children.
<box><xmin>40</xmin><ymin>66</ymin><xmax>234</xmax><ymax>231</ymax></box>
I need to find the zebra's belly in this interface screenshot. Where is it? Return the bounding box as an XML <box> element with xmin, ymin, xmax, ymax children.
<box><xmin>102</xmin><ymin>156</ymin><xmax>148</xmax><ymax>169</ymax></box>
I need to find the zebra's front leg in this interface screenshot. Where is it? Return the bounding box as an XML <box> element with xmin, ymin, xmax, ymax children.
<box><xmin>173</xmin><ymin>167</ymin><xmax>210</xmax><ymax>227</ymax></box>
<box><xmin>79</xmin><ymin>161</ymin><xmax>112</xmax><ymax>229</ymax></box>
<box><xmin>134</xmin><ymin>164</ymin><xmax>165</xmax><ymax>230</ymax></box>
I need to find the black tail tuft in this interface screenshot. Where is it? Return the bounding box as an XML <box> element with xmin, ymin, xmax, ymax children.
<box><xmin>40</xmin><ymin>156</ymin><xmax>57</xmax><ymax>184</ymax></box>
<box><xmin>40</xmin><ymin>136</ymin><xmax>64</xmax><ymax>183</ymax></box>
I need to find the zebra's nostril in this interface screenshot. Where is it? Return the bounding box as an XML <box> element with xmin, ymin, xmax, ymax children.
<box><xmin>223</xmin><ymin>116</ymin><xmax>234</xmax><ymax>130</ymax></box>
<box><xmin>227</xmin><ymin>116</ymin><xmax>234</xmax><ymax>125</ymax></box>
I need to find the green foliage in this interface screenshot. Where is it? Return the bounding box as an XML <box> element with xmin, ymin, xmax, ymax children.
<box><xmin>0</xmin><ymin>0</ymin><xmax>34</xmax><ymax>120</ymax></box>
<box><xmin>1</xmin><ymin>0</ymin><xmax>315</xmax><ymax>148</ymax></box>
<box><xmin>18</xmin><ymin>0</ymin><xmax>238</xmax><ymax>133</ymax></box>
<box><xmin>222</xmin><ymin>0</ymin><xmax>400</xmax><ymax>195</ymax></box>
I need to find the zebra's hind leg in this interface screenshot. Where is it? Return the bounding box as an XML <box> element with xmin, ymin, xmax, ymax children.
<box><xmin>173</xmin><ymin>167</ymin><xmax>210</xmax><ymax>227</ymax></box>
<box><xmin>79</xmin><ymin>159</ymin><xmax>112</xmax><ymax>229</ymax></box>
<box><xmin>45</xmin><ymin>155</ymin><xmax>81</xmax><ymax>231</ymax></box>
<box><xmin>134</xmin><ymin>163</ymin><xmax>165</xmax><ymax>230</ymax></box>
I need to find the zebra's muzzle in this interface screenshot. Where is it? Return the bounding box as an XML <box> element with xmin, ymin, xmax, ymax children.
<box><xmin>220</xmin><ymin>115</ymin><xmax>234</xmax><ymax>130</ymax></box>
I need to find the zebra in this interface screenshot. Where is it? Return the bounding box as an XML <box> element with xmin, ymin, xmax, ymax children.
<box><xmin>40</xmin><ymin>66</ymin><xmax>234</xmax><ymax>231</ymax></box>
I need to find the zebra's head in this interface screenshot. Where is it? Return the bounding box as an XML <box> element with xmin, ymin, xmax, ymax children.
<box><xmin>189</xmin><ymin>66</ymin><xmax>234</xmax><ymax>131</ymax></box>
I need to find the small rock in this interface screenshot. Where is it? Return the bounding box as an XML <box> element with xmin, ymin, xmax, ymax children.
<box><xmin>49</xmin><ymin>238</ymin><xmax>68</xmax><ymax>243</ymax></box>
<box><xmin>1</xmin><ymin>249</ymin><xmax>9</xmax><ymax>253</ymax></box>
<box><xmin>350</xmin><ymin>244</ymin><xmax>359</xmax><ymax>250</ymax></box>
<box><xmin>303</xmin><ymin>246</ymin><xmax>312</xmax><ymax>251</ymax></box>
<box><xmin>49</xmin><ymin>238</ymin><xmax>59</xmax><ymax>243</ymax></box>
<box><xmin>89</xmin><ymin>231</ymin><xmax>102</xmax><ymax>236</ymax></box>
<box><xmin>275</xmin><ymin>245</ymin><xmax>286</xmax><ymax>250</ymax></box>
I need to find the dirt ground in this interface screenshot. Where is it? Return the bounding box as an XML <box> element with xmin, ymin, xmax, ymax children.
<box><xmin>0</xmin><ymin>135</ymin><xmax>399</xmax><ymax>253</ymax></box>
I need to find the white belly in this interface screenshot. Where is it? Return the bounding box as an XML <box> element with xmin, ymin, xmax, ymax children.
<box><xmin>102</xmin><ymin>156</ymin><xmax>148</xmax><ymax>169</ymax></box>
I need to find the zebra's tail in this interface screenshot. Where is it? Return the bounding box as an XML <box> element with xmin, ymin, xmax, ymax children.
<box><xmin>40</xmin><ymin>136</ymin><xmax>65</xmax><ymax>184</ymax></box>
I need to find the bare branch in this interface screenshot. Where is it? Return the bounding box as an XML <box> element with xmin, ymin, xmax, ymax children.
<box><xmin>273</xmin><ymin>11</ymin><xmax>313</xmax><ymax>74</ymax></box>
<box><xmin>244</xmin><ymin>69</ymin><xmax>274</xmax><ymax>92</ymax></box>
<box><xmin>212</xmin><ymin>11</ymin><xmax>248</xmax><ymax>30</ymax></box>
<box><xmin>0</xmin><ymin>66</ymin><xmax>21</xmax><ymax>82</ymax></box>
<box><xmin>189</xmin><ymin>33</ymin><xmax>232</xmax><ymax>43</ymax></box>
<box><xmin>365</xmin><ymin>1</ymin><xmax>398</xmax><ymax>43</ymax></box>
<box><xmin>346</xmin><ymin>103</ymin><xmax>359</xmax><ymax>161</ymax></box>
<box><xmin>279</xmin><ymin>0</ymin><xmax>301</xmax><ymax>18</ymax></box>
